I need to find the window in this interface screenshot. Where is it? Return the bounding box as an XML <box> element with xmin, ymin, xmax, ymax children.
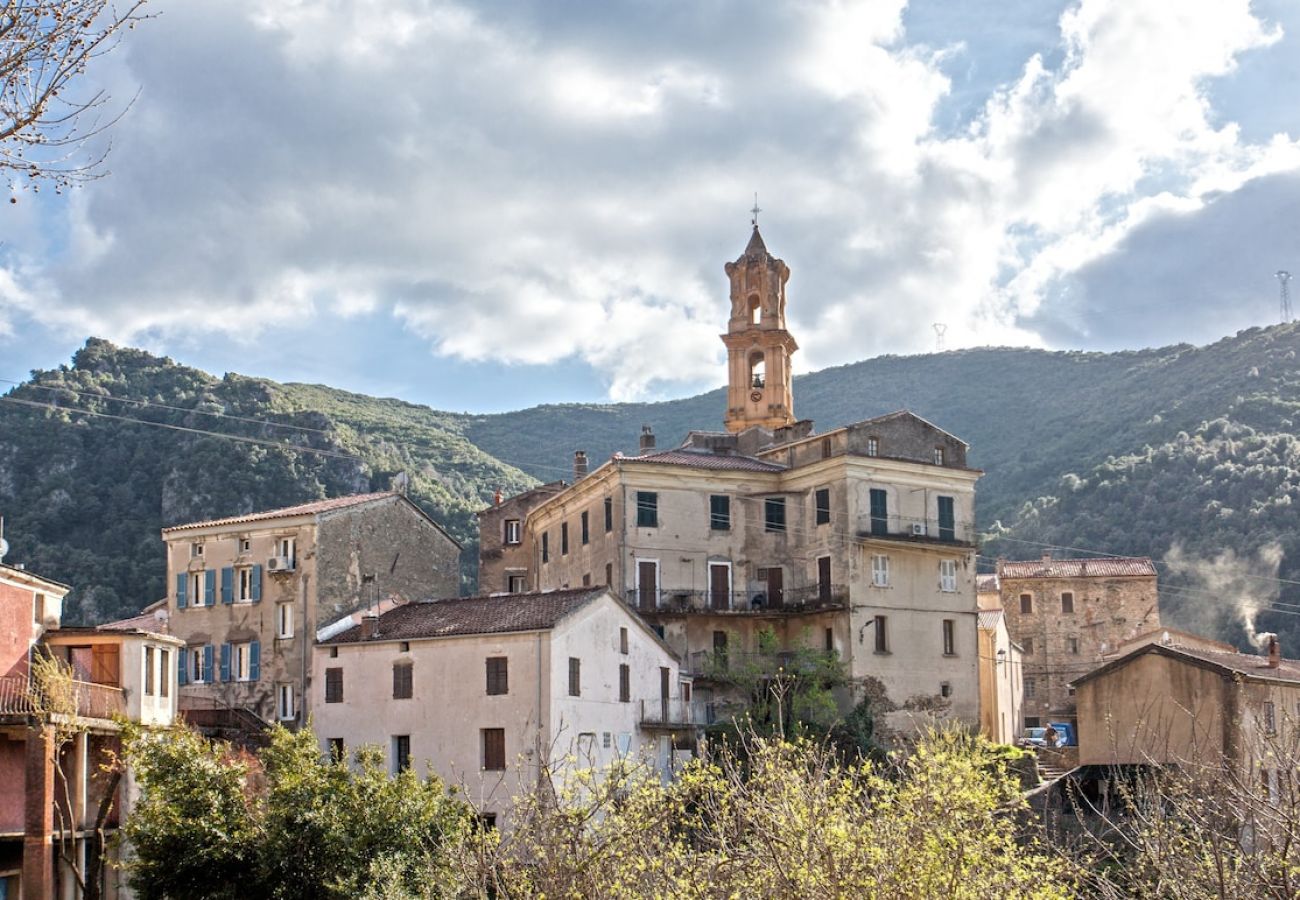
<box><xmin>191</xmin><ymin>542</ymin><xmax>204</xmax><ymax>558</ymax></box>
<box><xmin>393</xmin><ymin>662</ymin><xmax>413</xmax><ymax>700</ymax></box>
<box><xmin>400</xmin><ymin>641</ymin><xmax>410</xmax><ymax>652</ymax></box>
<box><xmin>933</xmin><ymin>447</ymin><xmax>944</xmax><ymax>465</ymax></box>
<box><xmin>605</xmin><ymin>563</ymin><xmax>613</xmax><ymax>587</ymax></box>
<box><xmin>938</xmin><ymin>559</ymin><xmax>958</xmax><ymax>593</ymax></box>
<box><xmin>159</xmin><ymin>649</ymin><xmax>170</xmax><ymax>698</ymax></box>
<box><xmin>561</xmin><ymin>522</ymin><xmax>569</xmax><ymax>555</ymax></box>
<box><xmin>277</xmin><ymin>603</ymin><xmax>294</xmax><ymax>639</ymax></box>
<box><xmin>619</xmin><ymin>627</ymin><xmax>628</xmax><ymax>655</ymax></box>
<box><xmin>937</xmin><ymin>496</ymin><xmax>955</xmax><ymax>541</ymax></box>
<box><xmin>329</xmin><ymin>646</ymin><xmax>338</xmax><ymax>658</ymax></box>
<box><xmin>191</xmin><ymin>645</ymin><xmax>211</xmax><ymax>683</ymax></box>
<box><xmin>504</xmin><ymin>519</ymin><xmax>521</xmax><ymax>545</ymax></box>
<box><xmin>482</xmin><ymin>728</ymin><xmax>506</xmax><ymax>771</ymax></box>
<box><xmin>825</xmin><ymin>627</ymin><xmax>834</xmax><ymax>652</ymax></box>
<box><xmin>1020</xmin><ymin>594</ymin><xmax>1033</xmax><ymax>614</ymax></box>
<box><xmin>636</xmin><ymin>492</ymin><xmax>658</xmax><ymax>528</ymax></box>
<box><xmin>486</xmin><ymin>657</ymin><xmax>508</xmax><ymax>695</ymax></box>
<box><xmin>277</xmin><ymin>537</ymin><xmax>296</xmax><ymax>565</ymax></box>
<box><xmin>821</xmin><ymin>437</ymin><xmax>832</xmax><ymax>459</ymax></box>
<box><xmin>817</xmin><ymin>556</ymin><xmax>832</xmax><ymax>603</ymax></box>
<box><xmin>581</xmin><ymin>511</ymin><xmax>590</xmax><ymax>545</ymax></box>
<box><xmin>1023</xmin><ymin>638</ymin><xmax>1034</xmax><ymax>655</ymax></box>
<box><xmin>33</xmin><ymin>593</ymin><xmax>44</xmax><ymax>624</ymax></box>
<box><xmin>764</xmin><ymin>497</ymin><xmax>786</xmax><ymax>533</ymax></box>
<box><xmin>278</xmin><ymin>683</ymin><xmax>296</xmax><ymax>721</ymax></box>
<box><xmin>866</xmin><ymin>437</ymin><xmax>879</xmax><ymax>457</ymax></box>
<box><xmin>1025</xmin><ymin>677</ymin><xmax>1037</xmax><ymax>699</ymax></box>
<box><xmin>240</xmin><ymin>538</ymin><xmax>251</xmax><ymax>553</ymax></box>
<box><xmin>190</xmin><ymin>572</ymin><xmax>205</xmax><ymax>608</ymax></box>
<box><xmin>604</xmin><ymin>497</ymin><xmax>613</xmax><ymax>532</ymax></box>
<box><xmin>602</xmin><ymin>732</ymin><xmax>612</xmax><ymax>749</ymax></box>
<box><xmin>619</xmin><ymin>664</ymin><xmax>630</xmax><ymax>702</ymax></box>
<box><xmin>710</xmin><ymin>495</ymin><xmax>731</xmax><ymax>530</ymax></box>
<box><xmin>328</xmin><ymin>738</ymin><xmax>345</xmax><ymax>763</ymax></box>
<box><xmin>942</xmin><ymin>619</ymin><xmax>956</xmax><ymax>656</ymax></box>
<box><xmin>871</xmin><ymin>555</ymin><xmax>890</xmax><ymax>587</ymax></box>
<box><xmin>1024</xmin><ymin>716</ymin><xmax>1041</xmax><ymax>729</ymax></box>
<box><xmin>479</xmin><ymin>813</ymin><xmax>498</xmax><ymax>831</ymax></box>
<box><xmin>541</xmin><ymin>532</ymin><xmax>549</xmax><ymax>564</ymax></box>
<box><xmin>237</xmin><ymin>566</ymin><xmax>255</xmax><ymax>602</ymax></box>
<box><xmin>869</xmin><ymin>489</ymin><xmax>888</xmax><ymax>535</ymax></box>
<box><xmin>1067</xmin><ymin>636</ymin><xmax>1079</xmax><ymax>655</ymax></box>
<box><xmin>582</xmin><ymin>573</ymin><xmax>591</xmax><ymax>586</ymax></box>
<box><xmin>1061</xmin><ymin>592</ymin><xmax>1075</xmax><ymax>614</ymax></box>
<box><xmin>815</xmin><ymin>488</ymin><xmax>831</xmax><ymax>525</ymax></box>
<box><xmin>393</xmin><ymin>735</ymin><xmax>411</xmax><ymax>773</ymax></box>
<box><xmin>231</xmin><ymin>642</ymin><xmax>253</xmax><ymax>682</ymax></box>
<box><xmin>873</xmin><ymin>615</ymin><xmax>889</xmax><ymax>653</ymax></box>
<box><xmin>568</xmin><ymin>657</ymin><xmax>581</xmax><ymax>696</ymax></box>
<box><xmin>325</xmin><ymin>667</ymin><xmax>343</xmax><ymax>703</ymax></box>
<box><xmin>940</xmin><ymin>681</ymin><xmax>952</xmax><ymax>698</ymax></box>
<box><xmin>144</xmin><ymin>646</ymin><xmax>156</xmax><ymax>696</ymax></box>
<box><xmin>502</xmin><ymin>574</ymin><xmax>524</xmax><ymax>594</ymax></box>
<box><xmin>1263</xmin><ymin>701</ymin><xmax>1277</xmax><ymax>734</ymax></box>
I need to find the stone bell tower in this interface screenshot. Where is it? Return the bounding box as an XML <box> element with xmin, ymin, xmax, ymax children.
<box><xmin>722</xmin><ymin>225</ymin><xmax>798</xmax><ymax>433</ymax></box>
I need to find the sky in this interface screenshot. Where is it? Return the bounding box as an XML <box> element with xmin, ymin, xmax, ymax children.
<box><xmin>2</xmin><ymin>0</ymin><xmax>1299</xmax><ymax>412</ymax></box>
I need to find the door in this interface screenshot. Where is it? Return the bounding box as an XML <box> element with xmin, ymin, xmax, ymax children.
<box><xmin>869</xmin><ymin>489</ymin><xmax>888</xmax><ymax>535</ymax></box>
<box><xmin>637</xmin><ymin>560</ymin><xmax>659</xmax><ymax>611</ymax></box>
<box><xmin>660</xmin><ymin>666</ymin><xmax>671</xmax><ymax>723</ymax></box>
<box><xmin>709</xmin><ymin>563</ymin><xmax>731</xmax><ymax>610</ymax></box>
<box><xmin>937</xmin><ymin>496</ymin><xmax>956</xmax><ymax>541</ymax></box>
<box><xmin>817</xmin><ymin>556</ymin><xmax>832</xmax><ymax>603</ymax></box>
<box><xmin>91</xmin><ymin>644</ymin><xmax>121</xmax><ymax>686</ymax></box>
<box><xmin>766</xmin><ymin>567</ymin><xmax>784</xmax><ymax>609</ymax></box>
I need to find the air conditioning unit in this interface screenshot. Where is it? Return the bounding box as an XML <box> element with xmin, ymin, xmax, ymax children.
<box><xmin>911</xmin><ymin>523</ymin><xmax>927</xmax><ymax>536</ymax></box>
<box><xmin>266</xmin><ymin>556</ymin><xmax>294</xmax><ymax>573</ymax></box>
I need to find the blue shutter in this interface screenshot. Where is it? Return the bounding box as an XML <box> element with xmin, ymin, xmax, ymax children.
<box><xmin>249</xmin><ymin>641</ymin><xmax>260</xmax><ymax>682</ymax></box>
<box><xmin>178</xmin><ymin>648</ymin><xmax>189</xmax><ymax>685</ymax></box>
<box><xmin>221</xmin><ymin>567</ymin><xmax>234</xmax><ymax>604</ymax></box>
<box><xmin>251</xmin><ymin>565</ymin><xmax>262</xmax><ymax>603</ymax></box>
<box><xmin>203</xmin><ymin>645</ymin><xmax>214</xmax><ymax>683</ymax></box>
<box><xmin>176</xmin><ymin>573</ymin><xmax>187</xmax><ymax>609</ymax></box>
<box><xmin>204</xmin><ymin>570</ymin><xmax>216</xmax><ymax>607</ymax></box>
<box><xmin>220</xmin><ymin>644</ymin><xmax>231</xmax><ymax>682</ymax></box>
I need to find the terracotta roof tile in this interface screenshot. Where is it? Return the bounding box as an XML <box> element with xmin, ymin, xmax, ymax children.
<box><xmin>324</xmin><ymin>588</ymin><xmax>606</xmax><ymax>643</ymax></box>
<box><xmin>1076</xmin><ymin>642</ymin><xmax>1300</xmax><ymax>687</ymax></box>
<box><xmin>630</xmin><ymin>449</ymin><xmax>785</xmax><ymax>473</ymax></box>
<box><xmin>977</xmin><ymin>610</ymin><xmax>1004</xmax><ymax>630</ymax></box>
<box><xmin>998</xmin><ymin>556</ymin><xmax>1157</xmax><ymax>579</ymax></box>
<box><xmin>162</xmin><ymin>492</ymin><xmax>398</xmax><ymax>533</ymax></box>
<box><xmin>976</xmin><ymin>574</ymin><xmax>1000</xmax><ymax>593</ymax></box>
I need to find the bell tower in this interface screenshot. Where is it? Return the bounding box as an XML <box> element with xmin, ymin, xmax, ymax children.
<box><xmin>722</xmin><ymin>224</ymin><xmax>798</xmax><ymax>433</ymax></box>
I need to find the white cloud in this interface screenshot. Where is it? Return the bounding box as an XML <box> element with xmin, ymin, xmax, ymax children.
<box><xmin>2</xmin><ymin>0</ymin><xmax>1297</xmax><ymax>402</ymax></box>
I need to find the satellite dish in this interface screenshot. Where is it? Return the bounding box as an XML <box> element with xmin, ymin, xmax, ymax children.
<box><xmin>0</xmin><ymin>538</ymin><xmax>9</xmax><ymax>563</ymax></box>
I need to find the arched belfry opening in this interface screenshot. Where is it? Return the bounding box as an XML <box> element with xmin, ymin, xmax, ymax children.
<box><xmin>722</xmin><ymin>225</ymin><xmax>797</xmax><ymax>433</ymax></box>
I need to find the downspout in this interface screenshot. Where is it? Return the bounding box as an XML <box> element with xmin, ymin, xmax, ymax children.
<box><xmin>619</xmin><ymin>465</ymin><xmax>628</xmax><ymax>600</ymax></box>
<box><xmin>536</xmin><ymin>631</ymin><xmax>544</xmax><ymax>782</ymax></box>
<box><xmin>300</xmin><ymin>572</ymin><xmax>310</xmax><ymax>726</ymax></box>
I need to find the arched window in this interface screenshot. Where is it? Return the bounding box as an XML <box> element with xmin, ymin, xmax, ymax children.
<box><xmin>749</xmin><ymin>352</ymin><xmax>766</xmax><ymax>388</ymax></box>
<box><xmin>748</xmin><ymin>295</ymin><xmax>761</xmax><ymax>325</ymax></box>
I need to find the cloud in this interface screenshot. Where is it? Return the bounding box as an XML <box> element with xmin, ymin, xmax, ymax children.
<box><xmin>0</xmin><ymin>0</ymin><xmax>1296</xmax><ymax>401</ymax></box>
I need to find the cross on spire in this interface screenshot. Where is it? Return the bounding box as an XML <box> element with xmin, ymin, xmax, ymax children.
<box><xmin>750</xmin><ymin>193</ymin><xmax>761</xmax><ymax>228</ymax></box>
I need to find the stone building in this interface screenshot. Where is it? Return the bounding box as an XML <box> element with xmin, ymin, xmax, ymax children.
<box><xmin>481</xmin><ymin>227</ymin><xmax>983</xmax><ymax>731</ymax></box>
<box><xmin>997</xmin><ymin>553</ymin><xmax>1160</xmax><ymax>732</ymax></box>
<box><xmin>0</xmin><ymin>558</ymin><xmax>180</xmax><ymax>899</ymax></box>
<box><xmin>478</xmin><ymin>481</ymin><xmax>566</xmax><ymax>595</ymax></box>
<box><xmin>312</xmin><ymin>587</ymin><xmax>689</xmax><ymax>828</ymax></box>
<box><xmin>1074</xmin><ymin>636</ymin><xmax>1300</xmax><ymax>788</ymax></box>
<box><xmin>161</xmin><ymin>491</ymin><xmax>460</xmax><ymax>730</ymax></box>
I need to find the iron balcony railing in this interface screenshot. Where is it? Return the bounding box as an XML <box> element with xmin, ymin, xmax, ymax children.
<box><xmin>855</xmin><ymin>513</ymin><xmax>972</xmax><ymax>546</ymax></box>
<box><xmin>0</xmin><ymin>674</ymin><xmax>126</xmax><ymax>721</ymax></box>
<box><xmin>625</xmin><ymin>584</ymin><xmax>849</xmax><ymax>615</ymax></box>
<box><xmin>640</xmin><ymin>697</ymin><xmax>695</xmax><ymax>729</ymax></box>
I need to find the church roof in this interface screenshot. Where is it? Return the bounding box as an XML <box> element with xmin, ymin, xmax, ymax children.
<box><xmin>744</xmin><ymin>226</ymin><xmax>769</xmax><ymax>258</ymax></box>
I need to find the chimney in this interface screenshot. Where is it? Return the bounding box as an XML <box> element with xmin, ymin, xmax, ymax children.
<box><xmin>639</xmin><ymin>425</ymin><xmax>655</xmax><ymax>454</ymax></box>
<box><xmin>1041</xmin><ymin>551</ymin><xmax>1052</xmax><ymax>563</ymax></box>
<box><xmin>1268</xmin><ymin>635</ymin><xmax>1281</xmax><ymax>669</ymax></box>
<box><xmin>361</xmin><ymin>614</ymin><xmax>380</xmax><ymax>640</ymax></box>
<box><xmin>573</xmin><ymin>450</ymin><xmax>588</xmax><ymax>481</ymax></box>
<box><xmin>493</xmin><ymin>488</ymin><xmax>503</xmax><ymax>506</ymax></box>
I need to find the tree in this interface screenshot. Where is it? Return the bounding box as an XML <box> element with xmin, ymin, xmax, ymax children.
<box><xmin>1</xmin><ymin>1</ymin><xmax>150</xmax><ymax>192</ymax></box>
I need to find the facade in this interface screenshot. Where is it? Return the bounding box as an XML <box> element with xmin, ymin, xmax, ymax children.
<box><xmin>1074</xmin><ymin>637</ymin><xmax>1300</xmax><ymax>786</ymax></box>
<box><xmin>976</xmin><ymin>609</ymin><xmax>1024</xmax><ymax>745</ymax></box>
<box><xmin>162</xmin><ymin>491</ymin><xmax>460</xmax><ymax>730</ymax></box>
<box><xmin>477</xmin><ymin>481</ymin><xmax>566</xmax><ymax>595</ymax></box>
<box><xmin>997</xmin><ymin>554</ymin><xmax>1159</xmax><ymax>731</ymax></box>
<box><xmin>0</xmin><ymin>561</ymin><xmax>180</xmax><ymax>900</ymax></box>
<box><xmin>481</xmin><ymin>227</ymin><xmax>983</xmax><ymax>732</ymax></box>
<box><xmin>312</xmin><ymin>588</ymin><xmax>689</xmax><ymax>827</ymax></box>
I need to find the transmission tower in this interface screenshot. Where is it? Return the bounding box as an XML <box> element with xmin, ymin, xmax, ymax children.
<box><xmin>1278</xmin><ymin>270</ymin><xmax>1293</xmax><ymax>324</ymax></box>
<box><xmin>933</xmin><ymin>323</ymin><xmax>947</xmax><ymax>352</ymax></box>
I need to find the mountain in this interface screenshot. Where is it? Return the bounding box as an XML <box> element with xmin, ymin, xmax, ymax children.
<box><xmin>4</xmin><ymin>327</ymin><xmax>1300</xmax><ymax>651</ymax></box>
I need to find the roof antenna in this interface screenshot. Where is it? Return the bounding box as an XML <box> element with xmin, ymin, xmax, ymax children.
<box><xmin>750</xmin><ymin>193</ymin><xmax>761</xmax><ymax>228</ymax></box>
<box><xmin>933</xmin><ymin>323</ymin><xmax>947</xmax><ymax>352</ymax></box>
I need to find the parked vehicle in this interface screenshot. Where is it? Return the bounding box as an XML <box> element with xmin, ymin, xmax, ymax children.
<box><xmin>1019</xmin><ymin>722</ymin><xmax>1077</xmax><ymax>748</ymax></box>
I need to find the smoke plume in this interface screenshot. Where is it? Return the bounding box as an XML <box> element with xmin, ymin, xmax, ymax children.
<box><xmin>1163</xmin><ymin>541</ymin><xmax>1284</xmax><ymax>649</ymax></box>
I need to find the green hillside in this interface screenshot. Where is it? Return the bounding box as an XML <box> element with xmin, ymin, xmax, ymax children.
<box><xmin>4</xmin><ymin>327</ymin><xmax>1300</xmax><ymax>651</ymax></box>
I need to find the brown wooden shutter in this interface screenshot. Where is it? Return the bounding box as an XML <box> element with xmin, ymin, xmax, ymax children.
<box><xmin>482</xmin><ymin>728</ymin><xmax>506</xmax><ymax>770</ymax></box>
<box><xmin>91</xmin><ymin>644</ymin><xmax>120</xmax><ymax>687</ymax></box>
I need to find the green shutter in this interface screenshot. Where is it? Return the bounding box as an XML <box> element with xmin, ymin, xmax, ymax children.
<box><xmin>251</xmin><ymin>565</ymin><xmax>263</xmax><ymax>602</ymax></box>
<box><xmin>221</xmin><ymin>567</ymin><xmax>234</xmax><ymax>604</ymax></box>
<box><xmin>176</xmin><ymin>573</ymin><xmax>187</xmax><ymax>609</ymax></box>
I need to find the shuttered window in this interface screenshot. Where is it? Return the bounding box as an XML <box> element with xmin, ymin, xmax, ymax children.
<box><xmin>815</xmin><ymin>488</ymin><xmax>831</xmax><ymax>525</ymax></box>
<box><xmin>618</xmin><ymin>664</ymin><xmax>630</xmax><ymax>703</ymax></box>
<box><xmin>325</xmin><ymin>667</ymin><xmax>343</xmax><ymax>703</ymax></box>
<box><xmin>764</xmin><ymin>497</ymin><xmax>786</xmax><ymax>533</ymax></box>
<box><xmin>393</xmin><ymin>662</ymin><xmax>413</xmax><ymax>700</ymax></box>
<box><xmin>482</xmin><ymin>728</ymin><xmax>506</xmax><ymax>771</ymax></box>
<box><xmin>636</xmin><ymin>492</ymin><xmax>658</xmax><ymax>528</ymax></box>
<box><xmin>568</xmin><ymin>657</ymin><xmax>581</xmax><ymax>697</ymax></box>
<box><xmin>709</xmin><ymin>495</ymin><xmax>730</xmax><ymax>530</ymax></box>
<box><xmin>486</xmin><ymin>657</ymin><xmax>508</xmax><ymax>695</ymax></box>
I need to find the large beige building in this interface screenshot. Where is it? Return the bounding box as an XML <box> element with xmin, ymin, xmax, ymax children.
<box><xmin>312</xmin><ymin>587</ymin><xmax>689</xmax><ymax>827</ymax></box>
<box><xmin>997</xmin><ymin>554</ymin><xmax>1159</xmax><ymax>732</ymax></box>
<box><xmin>162</xmin><ymin>492</ymin><xmax>460</xmax><ymax>730</ymax></box>
<box><xmin>481</xmin><ymin>227</ymin><xmax>983</xmax><ymax>731</ymax></box>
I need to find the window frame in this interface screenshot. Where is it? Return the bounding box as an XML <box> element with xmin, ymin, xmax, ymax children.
<box><xmin>764</xmin><ymin>496</ymin><xmax>787</xmax><ymax>533</ymax></box>
<box><xmin>814</xmin><ymin>488</ymin><xmax>831</xmax><ymax>526</ymax></box>
<box><xmin>325</xmin><ymin>666</ymin><xmax>344</xmax><ymax>703</ymax></box>
<box><xmin>1019</xmin><ymin>593</ymin><xmax>1033</xmax><ymax>615</ymax></box>
<box><xmin>561</xmin><ymin>522</ymin><xmax>569</xmax><ymax>555</ymax></box>
<box><xmin>618</xmin><ymin>663</ymin><xmax>630</xmax><ymax>703</ymax></box>
<box><xmin>871</xmin><ymin>554</ymin><xmax>890</xmax><ymax>588</ymax></box>
<box><xmin>482</xmin><ymin>728</ymin><xmax>506</xmax><ymax>771</ymax></box>
<box><xmin>143</xmin><ymin>646</ymin><xmax>155</xmax><ymax>696</ymax></box>
<box><xmin>486</xmin><ymin>657</ymin><xmax>509</xmax><ymax>696</ymax></box>
<box><xmin>1061</xmin><ymin>592</ymin><xmax>1075</xmax><ymax>614</ymax></box>
<box><xmin>393</xmin><ymin>734</ymin><xmax>411</xmax><ymax>773</ymax></box>
<box><xmin>604</xmin><ymin>497</ymin><xmax>613</xmax><ymax>532</ymax></box>
<box><xmin>636</xmin><ymin>491</ymin><xmax>659</xmax><ymax>528</ymax></box>
<box><xmin>942</xmin><ymin>619</ymin><xmax>956</xmax><ymax>656</ymax></box>
<box><xmin>393</xmin><ymin>661</ymin><xmax>414</xmax><ymax>700</ymax></box>
<box><xmin>581</xmin><ymin>510</ymin><xmax>590</xmax><ymax>545</ymax></box>
<box><xmin>277</xmin><ymin>602</ymin><xmax>294</xmax><ymax>639</ymax></box>
<box><xmin>277</xmin><ymin>683</ymin><xmax>296</xmax><ymax>721</ymax></box>
<box><xmin>568</xmin><ymin>657</ymin><xmax>581</xmax><ymax>697</ymax></box>
<box><xmin>873</xmin><ymin>615</ymin><xmax>889</xmax><ymax>654</ymax></box>
<box><xmin>939</xmin><ymin>559</ymin><xmax>957</xmax><ymax>593</ymax></box>
<box><xmin>709</xmin><ymin>494</ymin><xmax>731</xmax><ymax>531</ymax></box>
<box><xmin>503</xmin><ymin>519</ymin><xmax>522</xmax><ymax>545</ymax></box>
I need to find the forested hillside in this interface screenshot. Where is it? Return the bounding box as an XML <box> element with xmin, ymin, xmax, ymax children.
<box><xmin>4</xmin><ymin>327</ymin><xmax>1300</xmax><ymax>651</ymax></box>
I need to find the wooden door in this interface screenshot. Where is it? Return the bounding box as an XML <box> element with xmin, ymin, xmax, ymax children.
<box><xmin>91</xmin><ymin>644</ymin><xmax>120</xmax><ymax>686</ymax></box>
<box><xmin>709</xmin><ymin>563</ymin><xmax>730</xmax><ymax>610</ymax></box>
<box><xmin>637</xmin><ymin>560</ymin><xmax>658</xmax><ymax>611</ymax></box>
<box><xmin>766</xmin><ymin>567</ymin><xmax>784</xmax><ymax>609</ymax></box>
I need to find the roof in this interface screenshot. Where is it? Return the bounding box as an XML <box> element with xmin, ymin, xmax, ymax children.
<box><xmin>744</xmin><ymin>225</ymin><xmax>769</xmax><ymax>258</ymax></box>
<box><xmin>163</xmin><ymin>491</ymin><xmax>399</xmax><ymax>533</ymax></box>
<box><xmin>977</xmin><ymin>610</ymin><xmax>1004</xmax><ymax>630</ymax></box>
<box><xmin>849</xmin><ymin>409</ymin><xmax>972</xmax><ymax>450</ymax></box>
<box><xmin>0</xmin><ymin>562</ymin><xmax>71</xmax><ymax>594</ymax></box>
<box><xmin>97</xmin><ymin>609</ymin><xmax>172</xmax><ymax>637</ymax></box>
<box><xmin>628</xmin><ymin>448</ymin><xmax>785</xmax><ymax>473</ymax></box>
<box><xmin>976</xmin><ymin>574</ymin><xmax>1000</xmax><ymax>593</ymax></box>
<box><xmin>1073</xmin><ymin>641</ymin><xmax>1300</xmax><ymax>688</ymax></box>
<box><xmin>998</xmin><ymin>556</ymin><xmax>1157</xmax><ymax>579</ymax></box>
<box><xmin>322</xmin><ymin>587</ymin><xmax>606</xmax><ymax>644</ymax></box>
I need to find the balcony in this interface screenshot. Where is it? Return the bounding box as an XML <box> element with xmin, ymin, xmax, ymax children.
<box><xmin>640</xmin><ymin>697</ymin><xmax>696</xmax><ymax>730</ymax></box>
<box><xmin>625</xmin><ymin>584</ymin><xmax>849</xmax><ymax>617</ymax></box>
<box><xmin>686</xmin><ymin>649</ymin><xmax>840</xmax><ymax>680</ymax></box>
<box><xmin>0</xmin><ymin>675</ymin><xmax>126</xmax><ymax>723</ymax></box>
<box><xmin>856</xmin><ymin>514</ymin><xmax>973</xmax><ymax>549</ymax></box>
